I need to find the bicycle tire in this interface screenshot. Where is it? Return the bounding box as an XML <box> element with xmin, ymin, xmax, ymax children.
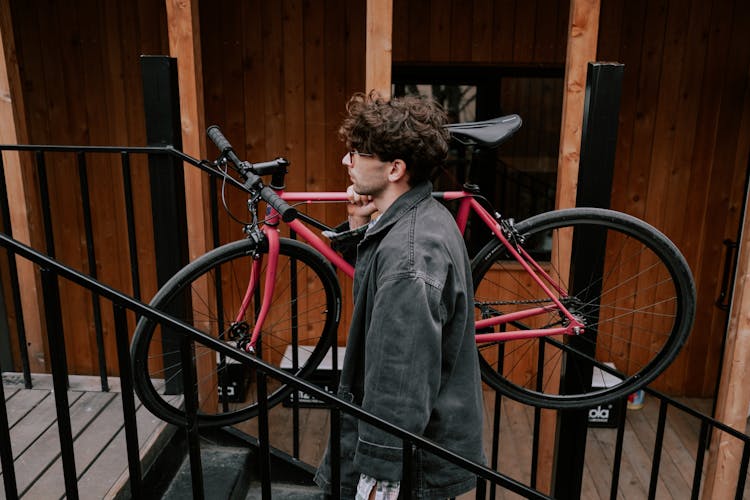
<box><xmin>131</xmin><ymin>237</ymin><xmax>341</xmax><ymax>427</ymax></box>
<box><xmin>472</xmin><ymin>207</ymin><xmax>695</xmax><ymax>409</ymax></box>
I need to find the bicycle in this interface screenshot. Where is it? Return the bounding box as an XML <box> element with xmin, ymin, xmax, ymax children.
<box><xmin>130</xmin><ymin>115</ymin><xmax>696</xmax><ymax>428</ymax></box>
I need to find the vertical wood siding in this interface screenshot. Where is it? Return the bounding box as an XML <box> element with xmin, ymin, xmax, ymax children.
<box><xmin>393</xmin><ymin>0</ymin><xmax>750</xmax><ymax>397</ymax></box>
<box><xmin>199</xmin><ymin>0</ymin><xmax>366</xmax><ymax>347</ymax></box>
<box><xmin>3</xmin><ymin>0</ymin><xmax>749</xmax><ymax>398</ymax></box>
<box><xmin>598</xmin><ymin>0</ymin><xmax>750</xmax><ymax>396</ymax></box>
<box><xmin>6</xmin><ymin>0</ymin><xmax>168</xmax><ymax>375</ymax></box>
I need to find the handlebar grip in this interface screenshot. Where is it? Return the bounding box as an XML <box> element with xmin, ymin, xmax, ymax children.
<box><xmin>207</xmin><ymin>125</ymin><xmax>233</xmax><ymax>154</ymax></box>
<box><xmin>208</xmin><ymin>125</ymin><xmax>295</xmax><ymax>221</ymax></box>
<box><xmin>260</xmin><ymin>185</ymin><xmax>297</xmax><ymax>222</ymax></box>
<box><xmin>208</xmin><ymin>125</ymin><xmax>244</xmax><ymax>170</ymax></box>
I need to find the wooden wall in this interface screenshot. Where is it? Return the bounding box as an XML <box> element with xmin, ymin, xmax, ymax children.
<box><xmin>393</xmin><ymin>0</ymin><xmax>750</xmax><ymax>397</ymax></box>
<box><xmin>199</xmin><ymin>0</ymin><xmax>365</xmax><ymax>195</ymax></box>
<box><xmin>392</xmin><ymin>0</ymin><xmax>569</xmax><ymax>64</ymax></box>
<box><xmin>3</xmin><ymin>0</ymin><xmax>168</xmax><ymax>375</ymax></box>
<box><xmin>1</xmin><ymin>0</ymin><xmax>749</xmax><ymax>399</ymax></box>
<box><xmin>597</xmin><ymin>0</ymin><xmax>750</xmax><ymax>396</ymax></box>
<box><xmin>198</xmin><ymin>0</ymin><xmax>367</xmax><ymax>345</ymax></box>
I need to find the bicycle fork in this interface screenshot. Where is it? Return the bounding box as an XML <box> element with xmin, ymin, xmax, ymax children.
<box><xmin>234</xmin><ymin>225</ymin><xmax>281</xmax><ymax>353</ymax></box>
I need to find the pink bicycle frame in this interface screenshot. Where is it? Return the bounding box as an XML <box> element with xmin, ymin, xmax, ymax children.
<box><xmin>238</xmin><ymin>189</ymin><xmax>584</xmax><ymax>350</ymax></box>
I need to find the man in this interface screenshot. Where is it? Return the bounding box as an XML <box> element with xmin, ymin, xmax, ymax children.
<box><xmin>315</xmin><ymin>91</ymin><xmax>484</xmax><ymax>499</ymax></box>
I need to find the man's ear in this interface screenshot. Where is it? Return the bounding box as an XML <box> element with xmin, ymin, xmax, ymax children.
<box><xmin>387</xmin><ymin>159</ymin><xmax>408</xmax><ymax>183</ymax></box>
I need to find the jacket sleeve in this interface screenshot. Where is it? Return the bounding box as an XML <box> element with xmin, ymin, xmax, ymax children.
<box><xmin>323</xmin><ymin>221</ymin><xmax>367</xmax><ymax>266</ymax></box>
<box><xmin>352</xmin><ymin>272</ymin><xmax>445</xmax><ymax>481</ymax></box>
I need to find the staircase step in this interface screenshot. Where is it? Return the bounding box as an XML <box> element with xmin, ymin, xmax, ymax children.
<box><xmin>162</xmin><ymin>446</ymin><xmax>252</xmax><ymax>500</ymax></box>
<box><xmin>244</xmin><ymin>482</ymin><xmax>325</xmax><ymax>499</ymax></box>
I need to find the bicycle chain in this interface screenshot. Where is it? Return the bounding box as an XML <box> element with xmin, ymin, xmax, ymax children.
<box><xmin>477</xmin><ymin>298</ymin><xmax>555</xmax><ymax>306</ymax></box>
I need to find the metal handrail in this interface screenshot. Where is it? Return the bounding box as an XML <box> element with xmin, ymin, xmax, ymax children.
<box><xmin>1</xmin><ymin>143</ymin><xmax>749</xmax><ymax>499</ymax></box>
<box><xmin>0</xmin><ymin>229</ymin><xmax>550</xmax><ymax>499</ymax></box>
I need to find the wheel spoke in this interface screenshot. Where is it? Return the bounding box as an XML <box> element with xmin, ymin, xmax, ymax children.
<box><xmin>131</xmin><ymin>238</ymin><xmax>339</xmax><ymax>427</ymax></box>
<box><xmin>473</xmin><ymin>208</ymin><xmax>694</xmax><ymax>409</ymax></box>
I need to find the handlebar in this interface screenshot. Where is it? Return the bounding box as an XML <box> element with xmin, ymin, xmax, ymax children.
<box><xmin>206</xmin><ymin>125</ymin><xmax>297</xmax><ymax>222</ymax></box>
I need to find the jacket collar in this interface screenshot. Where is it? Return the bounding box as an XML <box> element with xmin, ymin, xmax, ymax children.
<box><xmin>364</xmin><ymin>181</ymin><xmax>432</xmax><ymax>240</ymax></box>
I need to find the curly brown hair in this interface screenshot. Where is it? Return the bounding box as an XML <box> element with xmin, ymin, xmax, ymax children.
<box><xmin>338</xmin><ymin>91</ymin><xmax>450</xmax><ymax>186</ymax></box>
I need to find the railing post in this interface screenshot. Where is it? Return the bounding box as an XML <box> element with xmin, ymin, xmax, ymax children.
<box><xmin>257</xmin><ymin>371</ymin><xmax>272</xmax><ymax>500</ymax></box>
<box><xmin>691</xmin><ymin>421</ymin><xmax>711</xmax><ymax>499</ymax></box>
<box><xmin>77</xmin><ymin>152</ymin><xmax>109</xmax><ymax>392</ymax></box>
<box><xmin>0</xmin><ymin>155</ymin><xmax>26</xmax><ymax>385</ymax></box>
<box><xmin>113</xmin><ymin>304</ymin><xmax>143</xmax><ymax>498</ymax></box>
<box><xmin>120</xmin><ymin>152</ymin><xmax>143</xmax><ymax>307</ymax></box>
<box><xmin>140</xmin><ymin>55</ymin><xmax>190</xmax><ymax>394</ymax></box>
<box><xmin>609</xmin><ymin>399</ymin><xmax>628</xmax><ymax>500</ymax></box>
<box><xmin>41</xmin><ymin>268</ymin><xmax>78</xmax><ymax>500</ymax></box>
<box><xmin>735</xmin><ymin>442</ymin><xmax>750</xmax><ymax>500</ymax></box>
<box><xmin>647</xmin><ymin>400</ymin><xmax>669</xmax><ymax>499</ymax></box>
<box><xmin>180</xmin><ymin>335</ymin><xmax>204</xmax><ymax>500</ymax></box>
<box><xmin>0</xmin><ymin>380</ymin><xmax>18</xmax><ymax>499</ymax></box>
<box><xmin>553</xmin><ymin>62</ymin><xmax>623</xmax><ymax>499</ymax></box>
<box><xmin>330</xmin><ymin>407</ymin><xmax>341</xmax><ymax>497</ymax></box>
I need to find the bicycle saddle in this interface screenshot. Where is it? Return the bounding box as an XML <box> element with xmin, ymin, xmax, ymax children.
<box><xmin>445</xmin><ymin>114</ymin><xmax>522</xmax><ymax>148</ymax></box>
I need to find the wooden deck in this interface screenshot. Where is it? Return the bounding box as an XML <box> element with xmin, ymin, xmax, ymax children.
<box><xmin>232</xmin><ymin>390</ymin><xmax>750</xmax><ymax>499</ymax></box>
<box><xmin>1</xmin><ymin>373</ymin><xmax>177</xmax><ymax>500</ymax></box>
<box><xmin>3</xmin><ymin>374</ymin><xmax>750</xmax><ymax>499</ymax></box>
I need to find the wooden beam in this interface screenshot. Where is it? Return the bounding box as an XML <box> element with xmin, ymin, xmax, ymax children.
<box><xmin>165</xmin><ymin>0</ymin><xmax>209</xmax><ymax>262</ymax></box>
<box><xmin>366</xmin><ymin>0</ymin><xmax>392</xmax><ymax>98</ymax></box>
<box><xmin>0</xmin><ymin>0</ymin><xmax>48</xmax><ymax>373</ymax></box>
<box><xmin>165</xmin><ymin>0</ymin><xmax>216</xmax><ymax>412</ymax></box>
<box><xmin>702</xmin><ymin>168</ymin><xmax>750</xmax><ymax>498</ymax></box>
<box><xmin>555</xmin><ymin>0</ymin><xmax>601</xmax><ymax>211</ymax></box>
<box><xmin>701</xmin><ymin>46</ymin><xmax>750</xmax><ymax>498</ymax></box>
<box><xmin>536</xmin><ymin>0</ymin><xmax>601</xmax><ymax>494</ymax></box>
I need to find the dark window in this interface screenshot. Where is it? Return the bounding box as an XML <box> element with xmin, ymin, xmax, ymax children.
<box><xmin>393</xmin><ymin>64</ymin><xmax>564</xmax><ymax>250</ymax></box>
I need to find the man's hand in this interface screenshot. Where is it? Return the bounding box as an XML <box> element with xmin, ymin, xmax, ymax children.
<box><xmin>347</xmin><ymin>185</ymin><xmax>378</xmax><ymax>229</ymax></box>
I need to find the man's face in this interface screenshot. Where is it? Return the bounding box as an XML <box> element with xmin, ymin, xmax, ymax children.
<box><xmin>343</xmin><ymin>150</ymin><xmax>390</xmax><ymax>197</ymax></box>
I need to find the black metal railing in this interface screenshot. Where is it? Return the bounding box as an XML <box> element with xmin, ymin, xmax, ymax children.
<box><xmin>0</xmin><ymin>144</ymin><xmax>185</xmax><ymax>390</ymax></box>
<box><xmin>615</xmin><ymin>386</ymin><xmax>750</xmax><ymax>500</ymax></box>
<box><xmin>0</xmin><ymin>143</ymin><xmax>547</xmax><ymax>499</ymax></box>
<box><xmin>0</xmin><ymin>144</ymin><xmax>749</xmax><ymax>499</ymax></box>
<box><xmin>0</xmin><ymin>235</ymin><xmax>147</xmax><ymax>500</ymax></box>
<box><xmin>0</xmin><ymin>226</ymin><xmax>550</xmax><ymax>499</ymax></box>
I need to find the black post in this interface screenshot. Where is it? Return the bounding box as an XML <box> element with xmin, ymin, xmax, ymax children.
<box><xmin>180</xmin><ymin>335</ymin><xmax>204</xmax><ymax>500</ymax></box>
<box><xmin>41</xmin><ymin>269</ymin><xmax>79</xmax><ymax>500</ymax></box>
<box><xmin>0</xmin><ymin>382</ymin><xmax>18</xmax><ymax>499</ymax></box>
<box><xmin>113</xmin><ymin>304</ymin><xmax>143</xmax><ymax>498</ymax></box>
<box><xmin>140</xmin><ymin>55</ymin><xmax>191</xmax><ymax>394</ymax></box>
<box><xmin>552</xmin><ymin>62</ymin><xmax>624</xmax><ymax>499</ymax></box>
<box><xmin>78</xmin><ymin>153</ymin><xmax>109</xmax><ymax>392</ymax></box>
<box><xmin>257</xmin><ymin>372</ymin><xmax>271</xmax><ymax>500</ymax></box>
<box><xmin>0</xmin><ymin>156</ymin><xmax>32</xmax><ymax>389</ymax></box>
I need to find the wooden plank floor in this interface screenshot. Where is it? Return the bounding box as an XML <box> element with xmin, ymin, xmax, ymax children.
<box><xmin>4</xmin><ymin>373</ymin><xmax>750</xmax><ymax>499</ymax></box>
<box><xmin>583</xmin><ymin>397</ymin><xmax>750</xmax><ymax>500</ymax></box>
<box><xmin>1</xmin><ymin>373</ymin><xmax>177</xmax><ymax>500</ymax></box>
<box><xmin>232</xmin><ymin>390</ymin><xmax>750</xmax><ymax>499</ymax></box>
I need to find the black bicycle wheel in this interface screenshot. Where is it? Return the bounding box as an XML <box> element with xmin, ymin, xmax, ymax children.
<box><xmin>131</xmin><ymin>237</ymin><xmax>341</xmax><ymax>427</ymax></box>
<box><xmin>472</xmin><ymin>207</ymin><xmax>695</xmax><ymax>409</ymax></box>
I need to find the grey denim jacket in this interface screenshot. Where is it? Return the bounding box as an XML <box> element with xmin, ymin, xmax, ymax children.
<box><xmin>315</xmin><ymin>182</ymin><xmax>485</xmax><ymax>499</ymax></box>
